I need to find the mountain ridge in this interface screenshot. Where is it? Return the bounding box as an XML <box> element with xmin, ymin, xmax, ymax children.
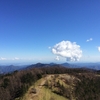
<box><xmin>0</xmin><ymin>62</ymin><xmax>100</xmax><ymax>74</ymax></box>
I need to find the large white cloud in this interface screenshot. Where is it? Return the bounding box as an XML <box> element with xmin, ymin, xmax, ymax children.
<box><xmin>52</xmin><ymin>41</ymin><xmax>82</xmax><ymax>61</ymax></box>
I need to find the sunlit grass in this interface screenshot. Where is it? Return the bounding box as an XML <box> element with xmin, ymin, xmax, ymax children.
<box><xmin>38</xmin><ymin>87</ymin><xmax>68</xmax><ymax>100</ymax></box>
<box><xmin>16</xmin><ymin>74</ymin><xmax>76</xmax><ymax>100</ymax></box>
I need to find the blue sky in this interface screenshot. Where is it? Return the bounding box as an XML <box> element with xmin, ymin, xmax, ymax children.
<box><xmin>0</xmin><ymin>0</ymin><xmax>100</xmax><ymax>64</ymax></box>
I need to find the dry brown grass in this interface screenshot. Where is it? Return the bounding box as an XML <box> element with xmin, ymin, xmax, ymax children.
<box><xmin>20</xmin><ymin>74</ymin><xmax>77</xmax><ymax>100</ymax></box>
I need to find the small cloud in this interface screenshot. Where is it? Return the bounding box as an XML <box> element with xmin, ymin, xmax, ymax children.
<box><xmin>98</xmin><ymin>47</ymin><xmax>100</xmax><ymax>52</ymax></box>
<box><xmin>55</xmin><ymin>56</ymin><xmax>60</xmax><ymax>61</ymax></box>
<box><xmin>0</xmin><ymin>57</ymin><xmax>7</xmax><ymax>60</ymax></box>
<box><xmin>86</xmin><ymin>38</ymin><xmax>93</xmax><ymax>42</ymax></box>
<box><xmin>14</xmin><ymin>57</ymin><xmax>20</xmax><ymax>60</ymax></box>
<box><xmin>48</xmin><ymin>46</ymin><xmax>51</xmax><ymax>49</ymax></box>
<box><xmin>52</xmin><ymin>40</ymin><xmax>82</xmax><ymax>61</ymax></box>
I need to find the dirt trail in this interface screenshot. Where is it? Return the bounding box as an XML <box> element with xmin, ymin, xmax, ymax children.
<box><xmin>21</xmin><ymin>74</ymin><xmax>74</xmax><ymax>100</ymax></box>
<box><xmin>22</xmin><ymin>75</ymin><xmax>52</xmax><ymax>100</ymax></box>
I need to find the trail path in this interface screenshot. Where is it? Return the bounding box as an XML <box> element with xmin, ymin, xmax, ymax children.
<box><xmin>21</xmin><ymin>74</ymin><xmax>71</xmax><ymax>100</ymax></box>
<box><xmin>22</xmin><ymin>75</ymin><xmax>52</xmax><ymax>100</ymax></box>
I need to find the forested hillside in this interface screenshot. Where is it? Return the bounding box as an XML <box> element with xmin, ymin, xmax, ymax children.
<box><xmin>0</xmin><ymin>65</ymin><xmax>100</xmax><ymax>100</ymax></box>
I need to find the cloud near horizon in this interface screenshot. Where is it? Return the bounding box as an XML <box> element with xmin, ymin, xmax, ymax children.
<box><xmin>0</xmin><ymin>57</ymin><xmax>7</xmax><ymax>60</ymax></box>
<box><xmin>86</xmin><ymin>38</ymin><xmax>93</xmax><ymax>42</ymax></box>
<box><xmin>0</xmin><ymin>57</ymin><xmax>21</xmax><ymax>60</ymax></box>
<box><xmin>52</xmin><ymin>41</ymin><xmax>82</xmax><ymax>61</ymax></box>
<box><xmin>14</xmin><ymin>57</ymin><xmax>20</xmax><ymax>60</ymax></box>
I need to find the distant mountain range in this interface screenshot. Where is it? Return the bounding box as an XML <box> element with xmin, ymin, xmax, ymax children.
<box><xmin>0</xmin><ymin>65</ymin><xmax>27</xmax><ymax>74</ymax></box>
<box><xmin>72</xmin><ymin>63</ymin><xmax>100</xmax><ymax>70</ymax></box>
<box><xmin>0</xmin><ymin>62</ymin><xmax>100</xmax><ymax>74</ymax></box>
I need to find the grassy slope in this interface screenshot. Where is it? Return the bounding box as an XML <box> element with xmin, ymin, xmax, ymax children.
<box><xmin>20</xmin><ymin>75</ymin><xmax>68</xmax><ymax>100</ymax></box>
<box><xmin>16</xmin><ymin>74</ymin><xmax>77</xmax><ymax>100</ymax></box>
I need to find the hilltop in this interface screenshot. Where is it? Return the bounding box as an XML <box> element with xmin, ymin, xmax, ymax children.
<box><xmin>0</xmin><ymin>64</ymin><xmax>100</xmax><ymax>100</ymax></box>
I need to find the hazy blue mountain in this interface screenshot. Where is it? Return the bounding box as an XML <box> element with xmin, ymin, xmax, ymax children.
<box><xmin>72</xmin><ymin>63</ymin><xmax>100</xmax><ymax>70</ymax></box>
<box><xmin>61</xmin><ymin>62</ymin><xmax>100</xmax><ymax>70</ymax></box>
<box><xmin>61</xmin><ymin>63</ymin><xmax>70</xmax><ymax>67</ymax></box>
<box><xmin>49</xmin><ymin>62</ymin><xmax>57</xmax><ymax>65</ymax></box>
<box><xmin>0</xmin><ymin>65</ymin><xmax>27</xmax><ymax>74</ymax></box>
<box><xmin>0</xmin><ymin>62</ymin><xmax>100</xmax><ymax>74</ymax></box>
<box><xmin>26</xmin><ymin>63</ymin><xmax>50</xmax><ymax>69</ymax></box>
